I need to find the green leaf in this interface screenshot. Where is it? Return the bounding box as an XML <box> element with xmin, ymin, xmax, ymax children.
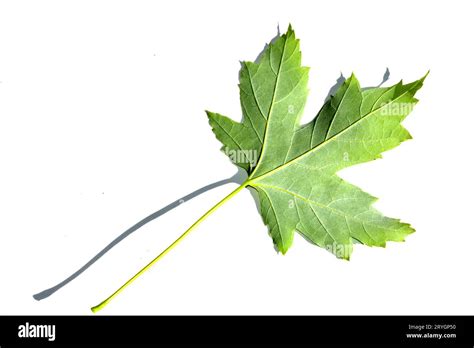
<box><xmin>208</xmin><ymin>25</ymin><xmax>426</xmax><ymax>258</ymax></box>
<box><xmin>91</xmin><ymin>24</ymin><xmax>428</xmax><ymax>312</ymax></box>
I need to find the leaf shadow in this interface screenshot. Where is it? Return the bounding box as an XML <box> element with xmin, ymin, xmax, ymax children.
<box><xmin>236</xmin><ymin>25</ymin><xmax>281</xmax><ymax>91</ymax></box>
<box><xmin>362</xmin><ymin>67</ymin><xmax>391</xmax><ymax>90</ymax></box>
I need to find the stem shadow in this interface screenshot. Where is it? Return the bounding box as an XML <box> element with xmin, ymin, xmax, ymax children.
<box><xmin>33</xmin><ymin>170</ymin><xmax>246</xmax><ymax>301</ymax></box>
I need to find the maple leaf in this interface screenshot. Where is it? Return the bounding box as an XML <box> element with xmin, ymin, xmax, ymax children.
<box><xmin>92</xmin><ymin>25</ymin><xmax>426</xmax><ymax>312</ymax></box>
<box><xmin>207</xmin><ymin>25</ymin><xmax>426</xmax><ymax>258</ymax></box>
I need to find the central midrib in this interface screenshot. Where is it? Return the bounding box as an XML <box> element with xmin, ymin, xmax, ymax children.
<box><xmin>248</xmin><ymin>33</ymin><xmax>290</xmax><ymax>179</ymax></box>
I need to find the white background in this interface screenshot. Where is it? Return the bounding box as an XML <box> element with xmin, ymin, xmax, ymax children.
<box><xmin>0</xmin><ymin>0</ymin><xmax>473</xmax><ymax>315</ymax></box>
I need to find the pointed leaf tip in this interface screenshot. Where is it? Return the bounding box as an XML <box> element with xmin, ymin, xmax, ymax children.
<box><xmin>421</xmin><ymin>70</ymin><xmax>430</xmax><ymax>82</ymax></box>
<box><xmin>286</xmin><ymin>23</ymin><xmax>295</xmax><ymax>37</ymax></box>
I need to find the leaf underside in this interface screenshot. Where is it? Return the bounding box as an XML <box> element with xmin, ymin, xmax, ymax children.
<box><xmin>207</xmin><ymin>25</ymin><xmax>426</xmax><ymax>259</ymax></box>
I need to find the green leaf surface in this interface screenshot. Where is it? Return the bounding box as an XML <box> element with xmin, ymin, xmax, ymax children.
<box><xmin>90</xmin><ymin>24</ymin><xmax>428</xmax><ymax>312</ymax></box>
<box><xmin>208</xmin><ymin>25</ymin><xmax>426</xmax><ymax>259</ymax></box>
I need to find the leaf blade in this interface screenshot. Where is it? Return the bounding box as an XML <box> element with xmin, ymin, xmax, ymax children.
<box><xmin>208</xmin><ymin>25</ymin><xmax>426</xmax><ymax>257</ymax></box>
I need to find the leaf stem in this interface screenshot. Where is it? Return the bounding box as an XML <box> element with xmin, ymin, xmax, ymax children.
<box><xmin>91</xmin><ymin>181</ymin><xmax>249</xmax><ymax>313</ymax></box>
